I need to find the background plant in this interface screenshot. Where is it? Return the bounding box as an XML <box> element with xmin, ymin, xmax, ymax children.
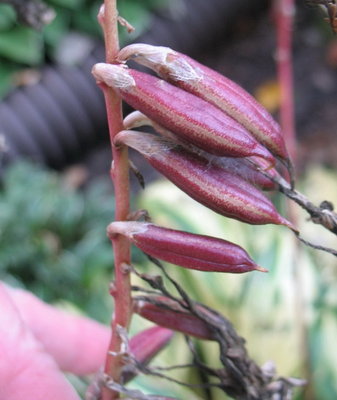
<box><xmin>0</xmin><ymin>161</ymin><xmax>118</xmax><ymax>322</ymax></box>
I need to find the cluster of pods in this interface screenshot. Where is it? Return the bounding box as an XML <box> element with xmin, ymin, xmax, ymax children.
<box><xmin>92</xmin><ymin>44</ymin><xmax>295</xmax><ymax>344</ymax></box>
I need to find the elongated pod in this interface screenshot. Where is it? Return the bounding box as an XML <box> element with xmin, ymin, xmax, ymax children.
<box><xmin>92</xmin><ymin>63</ymin><xmax>275</xmax><ymax>165</ymax></box>
<box><xmin>124</xmin><ymin>111</ymin><xmax>280</xmax><ymax>191</ymax></box>
<box><xmin>108</xmin><ymin>221</ymin><xmax>266</xmax><ymax>273</ymax></box>
<box><xmin>115</xmin><ymin>130</ymin><xmax>295</xmax><ymax>229</ymax></box>
<box><xmin>118</xmin><ymin>44</ymin><xmax>289</xmax><ymax>162</ymax></box>
<box><xmin>122</xmin><ymin>326</ymin><xmax>173</xmax><ymax>383</ymax></box>
<box><xmin>133</xmin><ymin>296</ymin><xmax>216</xmax><ymax>341</ymax></box>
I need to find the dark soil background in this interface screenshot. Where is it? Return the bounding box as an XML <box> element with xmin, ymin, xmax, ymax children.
<box><xmin>199</xmin><ymin>3</ymin><xmax>337</xmax><ymax>173</ymax></box>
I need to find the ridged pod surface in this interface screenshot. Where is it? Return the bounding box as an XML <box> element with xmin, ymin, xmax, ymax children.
<box><xmin>123</xmin><ymin>110</ymin><xmax>279</xmax><ymax>191</ymax></box>
<box><xmin>118</xmin><ymin>44</ymin><xmax>289</xmax><ymax>161</ymax></box>
<box><xmin>92</xmin><ymin>63</ymin><xmax>275</xmax><ymax>165</ymax></box>
<box><xmin>108</xmin><ymin>221</ymin><xmax>266</xmax><ymax>273</ymax></box>
<box><xmin>114</xmin><ymin>130</ymin><xmax>295</xmax><ymax>229</ymax></box>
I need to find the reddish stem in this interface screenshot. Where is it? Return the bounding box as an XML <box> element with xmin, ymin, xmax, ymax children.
<box><xmin>275</xmin><ymin>3</ymin><xmax>314</xmax><ymax>399</ymax></box>
<box><xmin>275</xmin><ymin>0</ymin><xmax>296</xmax><ymax>161</ymax></box>
<box><xmin>103</xmin><ymin>0</ymin><xmax>119</xmax><ymax>64</ymax></box>
<box><xmin>100</xmin><ymin>1</ymin><xmax>132</xmax><ymax>399</ymax></box>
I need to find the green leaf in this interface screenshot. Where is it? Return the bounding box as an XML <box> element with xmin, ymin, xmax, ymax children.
<box><xmin>310</xmin><ymin>312</ymin><xmax>337</xmax><ymax>399</ymax></box>
<box><xmin>72</xmin><ymin>3</ymin><xmax>102</xmax><ymax>38</ymax></box>
<box><xmin>0</xmin><ymin>27</ymin><xmax>43</xmax><ymax>65</ymax></box>
<box><xmin>0</xmin><ymin>161</ymin><xmax>118</xmax><ymax>321</ymax></box>
<box><xmin>0</xmin><ymin>62</ymin><xmax>15</xmax><ymax>98</ymax></box>
<box><xmin>0</xmin><ymin>4</ymin><xmax>16</xmax><ymax>30</ymax></box>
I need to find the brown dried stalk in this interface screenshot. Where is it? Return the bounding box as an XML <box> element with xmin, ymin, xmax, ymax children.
<box><xmin>262</xmin><ymin>171</ymin><xmax>337</xmax><ymax>236</ymax></box>
<box><xmin>129</xmin><ymin>256</ymin><xmax>306</xmax><ymax>400</ymax></box>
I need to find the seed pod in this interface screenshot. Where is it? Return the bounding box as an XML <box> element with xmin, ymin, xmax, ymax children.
<box><xmin>108</xmin><ymin>221</ymin><xmax>266</xmax><ymax>273</ymax></box>
<box><xmin>133</xmin><ymin>296</ymin><xmax>215</xmax><ymax>341</ymax></box>
<box><xmin>92</xmin><ymin>63</ymin><xmax>275</xmax><ymax>165</ymax></box>
<box><xmin>124</xmin><ymin>111</ymin><xmax>279</xmax><ymax>191</ymax></box>
<box><xmin>129</xmin><ymin>326</ymin><xmax>173</xmax><ymax>365</ymax></box>
<box><xmin>123</xmin><ymin>326</ymin><xmax>173</xmax><ymax>383</ymax></box>
<box><xmin>115</xmin><ymin>130</ymin><xmax>296</xmax><ymax>229</ymax></box>
<box><xmin>117</xmin><ymin>43</ymin><xmax>289</xmax><ymax>162</ymax></box>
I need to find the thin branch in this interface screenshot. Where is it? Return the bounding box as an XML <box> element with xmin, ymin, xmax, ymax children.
<box><xmin>277</xmin><ymin>177</ymin><xmax>337</xmax><ymax>235</ymax></box>
<box><xmin>135</xmin><ymin>256</ymin><xmax>304</xmax><ymax>399</ymax></box>
<box><xmin>275</xmin><ymin>0</ymin><xmax>296</xmax><ymax>161</ymax></box>
<box><xmin>119</xmin><ymin>345</ymin><xmax>223</xmax><ymax>391</ymax></box>
<box><xmin>260</xmin><ymin>171</ymin><xmax>337</xmax><ymax>256</ymax></box>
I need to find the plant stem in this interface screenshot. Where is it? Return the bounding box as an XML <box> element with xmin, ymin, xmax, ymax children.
<box><xmin>275</xmin><ymin>2</ymin><xmax>314</xmax><ymax>399</ymax></box>
<box><xmin>100</xmin><ymin>1</ymin><xmax>132</xmax><ymax>399</ymax></box>
<box><xmin>275</xmin><ymin>0</ymin><xmax>296</xmax><ymax>161</ymax></box>
<box><xmin>104</xmin><ymin>0</ymin><xmax>119</xmax><ymax>64</ymax></box>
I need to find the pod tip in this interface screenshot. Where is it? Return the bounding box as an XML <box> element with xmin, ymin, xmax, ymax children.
<box><xmin>281</xmin><ymin>218</ymin><xmax>299</xmax><ymax>234</ymax></box>
<box><xmin>255</xmin><ymin>265</ymin><xmax>268</xmax><ymax>273</ymax></box>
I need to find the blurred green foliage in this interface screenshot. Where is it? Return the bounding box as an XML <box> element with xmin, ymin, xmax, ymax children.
<box><xmin>132</xmin><ymin>168</ymin><xmax>337</xmax><ymax>400</ymax></box>
<box><xmin>0</xmin><ymin>0</ymin><xmax>169</xmax><ymax>97</ymax></box>
<box><xmin>0</xmin><ymin>161</ymin><xmax>117</xmax><ymax>322</ymax></box>
<box><xmin>1</xmin><ymin>161</ymin><xmax>337</xmax><ymax>399</ymax></box>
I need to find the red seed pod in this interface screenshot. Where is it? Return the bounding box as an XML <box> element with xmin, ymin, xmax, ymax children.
<box><xmin>117</xmin><ymin>43</ymin><xmax>289</xmax><ymax>162</ymax></box>
<box><xmin>124</xmin><ymin>111</ymin><xmax>278</xmax><ymax>191</ymax></box>
<box><xmin>133</xmin><ymin>296</ymin><xmax>215</xmax><ymax>341</ymax></box>
<box><xmin>123</xmin><ymin>326</ymin><xmax>173</xmax><ymax>383</ymax></box>
<box><xmin>114</xmin><ymin>130</ymin><xmax>296</xmax><ymax>229</ymax></box>
<box><xmin>129</xmin><ymin>325</ymin><xmax>173</xmax><ymax>365</ymax></box>
<box><xmin>108</xmin><ymin>221</ymin><xmax>266</xmax><ymax>273</ymax></box>
<box><xmin>92</xmin><ymin>63</ymin><xmax>275</xmax><ymax>165</ymax></box>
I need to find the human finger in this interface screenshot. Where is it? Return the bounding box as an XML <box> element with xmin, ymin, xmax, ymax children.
<box><xmin>6</xmin><ymin>286</ymin><xmax>111</xmax><ymax>375</ymax></box>
<box><xmin>0</xmin><ymin>283</ymin><xmax>81</xmax><ymax>400</ymax></box>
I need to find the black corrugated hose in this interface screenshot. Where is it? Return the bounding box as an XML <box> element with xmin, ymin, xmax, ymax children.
<box><xmin>0</xmin><ymin>0</ymin><xmax>268</xmax><ymax>170</ymax></box>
